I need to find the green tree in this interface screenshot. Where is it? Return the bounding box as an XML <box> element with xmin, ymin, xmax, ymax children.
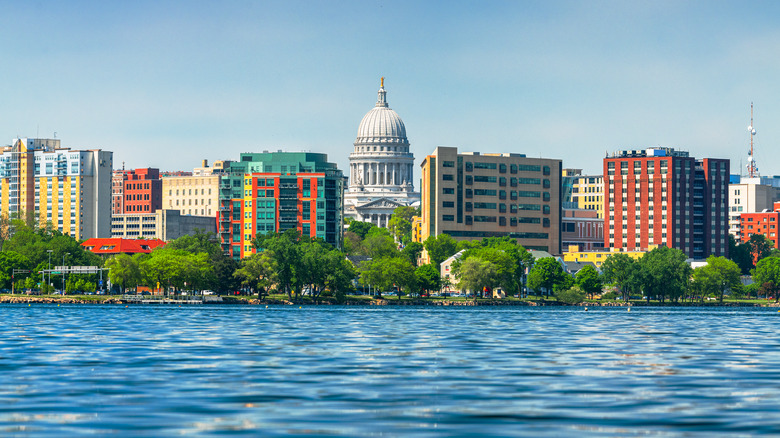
<box><xmin>527</xmin><ymin>257</ymin><xmax>569</xmax><ymax>298</ymax></box>
<box><xmin>575</xmin><ymin>264</ymin><xmax>602</xmax><ymax>299</ymax></box>
<box><xmin>423</xmin><ymin>234</ymin><xmax>458</xmax><ymax>267</ymax></box>
<box><xmin>359</xmin><ymin>255</ymin><xmax>416</xmax><ymax>299</ymax></box>
<box><xmin>415</xmin><ymin>263</ymin><xmax>441</xmax><ymax>295</ymax></box>
<box><xmin>456</xmin><ymin>257</ymin><xmax>500</xmax><ymax>298</ymax></box>
<box><xmin>362</xmin><ymin>228</ymin><xmax>398</xmax><ymax>259</ymax></box>
<box><xmin>233</xmin><ymin>251</ymin><xmax>277</xmax><ymax>298</ymax></box>
<box><xmin>600</xmin><ymin>253</ymin><xmax>637</xmax><ymax>300</ymax></box>
<box><xmin>105</xmin><ymin>253</ymin><xmax>142</xmax><ymax>293</ymax></box>
<box><xmin>401</xmin><ymin>241</ymin><xmax>424</xmax><ymax>267</ymax></box>
<box><xmin>752</xmin><ymin>256</ymin><xmax>780</xmax><ymax>302</ymax></box>
<box><xmin>699</xmin><ymin>256</ymin><xmax>742</xmax><ymax>303</ymax></box>
<box><xmin>253</xmin><ymin>229</ymin><xmax>304</xmax><ymax>298</ymax></box>
<box><xmin>728</xmin><ymin>234</ymin><xmax>754</xmax><ymax>275</ymax></box>
<box><xmin>747</xmin><ymin>234</ymin><xmax>774</xmax><ymax>266</ymax></box>
<box><xmin>0</xmin><ymin>251</ymin><xmax>31</xmax><ymax>290</ymax></box>
<box><xmin>388</xmin><ymin>206</ymin><xmax>419</xmax><ymax>245</ymax></box>
<box><xmin>347</xmin><ymin>221</ymin><xmax>375</xmax><ymax>239</ymax></box>
<box><xmin>636</xmin><ymin>246</ymin><xmax>691</xmax><ymax>303</ymax></box>
<box><xmin>457</xmin><ymin>237</ymin><xmax>534</xmax><ymax>297</ymax></box>
<box><xmin>554</xmin><ymin>286</ymin><xmax>586</xmax><ymax>304</ymax></box>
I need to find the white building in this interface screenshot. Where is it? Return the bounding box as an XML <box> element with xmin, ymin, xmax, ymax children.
<box><xmin>729</xmin><ymin>176</ymin><xmax>780</xmax><ymax>239</ymax></box>
<box><xmin>344</xmin><ymin>78</ymin><xmax>420</xmax><ymax>227</ymax></box>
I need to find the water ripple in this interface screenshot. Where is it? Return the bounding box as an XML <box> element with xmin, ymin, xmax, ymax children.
<box><xmin>2</xmin><ymin>305</ymin><xmax>780</xmax><ymax>436</ymax></box>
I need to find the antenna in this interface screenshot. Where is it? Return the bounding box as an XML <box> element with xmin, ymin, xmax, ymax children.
<box><xmin>747</xmin><ymin>102</ymin><xmax>758</xmax><ymax>178</ymax></box>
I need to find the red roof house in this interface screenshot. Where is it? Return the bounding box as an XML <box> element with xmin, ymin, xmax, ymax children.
<box><xmin>81</xmin><ymin>238</ymin><xmax>167</xmax><ymax>256</ymax></box>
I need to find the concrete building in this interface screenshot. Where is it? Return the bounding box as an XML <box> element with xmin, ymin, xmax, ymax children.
<box><xmin>0</xmin><ymin>138</ymin><xmax>112</xmax><ymax>239</ymax></box>
<box><xmin>561</xmin><ymin>209</ymin><xmax>604</xmax><ymax>252</ymax></box>
<box><xmin>161</xmin><ymin>160</ymin><xmax>233</xmax><ymax>218</ymax></box>
<box><xmin>218</xmin><ymin>151</ymin><xmax>345</xmax><ymax>259</ymax></box>
<box><xmin>604</xmin><ymin>147</ymin><xmax>729</xmax><ymax>259</ymax></box>
<box><xmin>111</xmin><ymin>209</ymin><xmax>216</xmax><ymax>241</ymax></box>
<box><xmin>344</xmin><ymin>78</ymin><xmax>420</xmax><ymax>227</ymax></box>
<box><xmin>728</xmin><ymin>176</ymin><xmax>780</xmax><ymax>240</ymax></box>
<box><xmin>420</xmin><ymin>146</ymin><xmax>562</xmax><ymax>254</ymax></box>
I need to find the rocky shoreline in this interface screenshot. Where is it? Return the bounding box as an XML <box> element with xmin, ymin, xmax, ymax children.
<box><xmin>2</xmin><ymin>295</ymin><xmax>777</xmax><ymax>307</ymax></box>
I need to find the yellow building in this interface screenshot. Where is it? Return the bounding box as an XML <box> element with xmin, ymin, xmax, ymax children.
<box><xmin>563</xmin><ymin>244</ymin><xmax>656</xmax><ymax>268</ymax></box>
<box><xmin>411</xmin><ymin>215</ymin><xmax>422</xmax><ymax>243</ymax></box>
<box><xmin>572</xmin><ymin>175</ymin><xmax>604</xmax><ymax>218</ymax></box>
<box><xmin>0</xmin><ymin>138</ymin><xmax>113</xmax><ymax>239</ymax></box>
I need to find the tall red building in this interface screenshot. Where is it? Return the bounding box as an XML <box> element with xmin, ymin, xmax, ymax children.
<box><xmin>604</xmin><ymin>148</ymin><xmax>729</xmax><ymax>259</ymax></box>
<box><xmin>122</xmin><ymin>168</ymin><xmax>162</xmax><ymax>214</ymax></box>
<box><xmin>739</xmin><ymin>201</ymin><xmax>780</xmax><ymax>248</ymax></box>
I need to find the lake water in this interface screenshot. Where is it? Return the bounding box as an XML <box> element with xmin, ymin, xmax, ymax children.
<box><xmin>2</xmin><ymin>305</ymin><xmax>780</xmax><ymax>437</ymax></box>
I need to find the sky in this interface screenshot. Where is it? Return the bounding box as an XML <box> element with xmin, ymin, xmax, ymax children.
<box><xmin>2</xmin><ymin>0</ymin><xmax>780</xmax><ymax>181</ymax></box>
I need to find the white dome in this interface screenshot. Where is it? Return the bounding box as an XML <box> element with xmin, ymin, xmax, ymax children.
<box><xmin>355</xmin><ymin>84</ymin><xmax>408</xmax><ymax>146</ymax></box>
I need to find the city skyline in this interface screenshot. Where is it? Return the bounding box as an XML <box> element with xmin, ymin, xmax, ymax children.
<box><xmin>2</xmin><ymin>1</ymin><xmax>780</xmax><ymax>179</ymax></box>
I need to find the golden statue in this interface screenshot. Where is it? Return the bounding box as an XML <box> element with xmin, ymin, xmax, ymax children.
<box><xmin>381</xmin><ymin>77</ymin><xmax>384</xmax><ymax>88</ymax></box>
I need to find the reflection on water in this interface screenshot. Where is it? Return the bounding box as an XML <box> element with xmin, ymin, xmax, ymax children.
<box><xmin>2</xmin><ymin>305</ymin><xmax>780</xmax><ymax>436</ymax></box>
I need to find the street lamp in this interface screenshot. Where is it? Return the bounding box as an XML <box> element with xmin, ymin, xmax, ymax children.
<box><xmin>46</xmin><ymin>250</ymin><xmax>53</xmax><ymax>294</ymax></box>
<box><xmin>62</xmin><ymin>253</ymin><xmax>69</xmax><ymax>295</ymax></box>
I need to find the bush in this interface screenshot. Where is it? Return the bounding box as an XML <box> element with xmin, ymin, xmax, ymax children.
<box><xmin>601</xmin><ymin>291</ymin><xmax>618</xmax><ymax>300</ymax></box>
<box><xmin>554</xmin><ymin>286</ymin><xmax>586</xmax><ymax>305</ymax></box>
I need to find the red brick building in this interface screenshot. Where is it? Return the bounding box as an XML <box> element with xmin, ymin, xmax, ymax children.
<box><xmin>739</xmin><ymin>202</ymin><xmax>780</xmax><ymax>248</ymax></box>
<box><xmin>604</xmin><ymin>148</ymin><xmax>729</xmax><ymax>259</ymax></box>
<box><xmin>122</xmin><ymin>168</ymin><xmax>162</xmax><ymax>214</ymax></box>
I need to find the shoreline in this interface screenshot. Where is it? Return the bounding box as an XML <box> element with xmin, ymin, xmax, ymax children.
<box><xmin>2</xmin><ymin>295</ymin><xmax>777</xmax><ymax>307</ymax></box>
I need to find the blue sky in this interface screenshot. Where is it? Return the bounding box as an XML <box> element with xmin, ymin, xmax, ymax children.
<box><xmin>2</xmin><ymin>1</ymin><xmax>780</xmax><ymax>180</ymax></box>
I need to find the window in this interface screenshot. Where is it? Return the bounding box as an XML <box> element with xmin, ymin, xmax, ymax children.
<box><xmin>443</xmin><ymin>201</ymin><xmax>455</xmax><ymax>208</ymax></box>
<box><xmin>443</xmin><ymin>188</ymin><xmax>455</xmax><ymax>195</ymax></box>
<box><xmin>443</xmin><ymin>215</ymin><xmax>455</xmax><ymax>221</ymax></box>
<box><xmin>442</xmin><ymin>174</ymin><xmax>454</xmax><ymax>181</ymax></box>
<box><xmin>442</xmin><ymin>161</ymin><xmax>455</xmax><ymax>168</ymax></box>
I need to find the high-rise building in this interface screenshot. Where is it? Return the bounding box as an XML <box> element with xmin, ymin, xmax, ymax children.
<box><xmin>344</xmin><ymin>78</ymin><xmax>420</xmax><ymax>227</ymax></box>
<box><xmin>121</xmin><ymin>168</ymin><xmax>162</xmax><ymax>214</ymax></box>
<box><xmin>0</xmin><ymin>138</ymin><xmax>112</xmax><ymax>239</ymax></box>
<box><xmin>604</xmin><ymin>147</ymin><xmax>729</xmax><ymax>259</ymax></box>
<box><xmin>420</xmin><ymin>146</ymin><xmax>561</xmax><ymax>253</ymax></box>
<box><xmin>218</xmin><ymin>151</ymin><xmax>345</xmax><ymax>259</ymax></box>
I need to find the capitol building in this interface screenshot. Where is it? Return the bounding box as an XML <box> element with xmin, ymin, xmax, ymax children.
<box><xmin>344</xmin><ymin>79</ymin><xmax>420</xmax><ymax>227</ymax></box>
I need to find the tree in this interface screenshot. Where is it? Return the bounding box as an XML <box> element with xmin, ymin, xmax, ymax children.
<box><xmin>600</xmin><ymin>253</ymin><xmax>637</xmax><ymax>300</ymax></box>
<box><xmin>747</xmin><ymin>234</ymin><xmax>774</xmax><ymax>266</ymax></box>
<box><xmin>527</xmin><ymin>257</ymin><xmax>569</xmax><ymax>298</ymax></box>
<box><xmin>401</xmin><ymin>242</ymin><xmax>423</xmax><ymax>267</ymax></box>
<box><xmin>423</xmin><ymin>234</ymin><xmax>458</xmax><ymax>267</ymax></box>
<box><xmin>105</xmin><ymin>253</ymin><xmax>142</xmax><ymax>293</ymax></box>
<box><xmin>388</xmin><ymin>206</ymin><xmax>419</xmax><ymax>245</ymax></box>
<box><xmin>575</xmin><ymin>264</ymin><xmax>602</xmax><ymax>299</ymax></box>
<box><xmin>167</xmin><ymin>231</ymin><xmax>238</xmax><ymax>292</ymax></box>
<box><xmin>728</xmin><ymin>234</ymin><xmax>753</xmax><ymax>275</ymax></box>
<box><xmin>456</xmin><ymin>257</ymin><xmax>499</xmax><ymax>299</ymax></box>
<box><xmin>554</xmin><ymin>286</ymin><xmax>586</xmax><ymax>304</ymax></box>
<box><xmin>456</xmin><ymin>237</ymin><xmax>534</xmax><ymax>297</ymax></box>
<box><xmin>0</xmin><ymin>251</ymin><xmax>31</xmax><ymax>290</ymax></box>
<box><xmin>346</xmin><ymin>221</ymin><xmax>375</xmax><ymax>239</ymax></box>
<box><xmin>752</xmin><ymin>256</ymin><xmax>780</xmax><ymax>302</ymax></box>
<box><xmin>253</xmin><ymin>229</ymin><xmax>304</xmax><ymax>298</ymax></box>
<box><xmin>636</xmin><ymin>246</ymin><xmax>691</xmax><ymax>303</ymax></box>
<box><xmin>699</xmin><ymin>256</ymin><xmax>742</xmax><ymax>303</ymax></box>
<box><xmin>233</xmin><ymin>252</ymin><xmax>277</xmax><ymax>298</ymax></box>
<box><xmin>415</xmin><ymin>264</ymin><xmax>441</xmax><ymax>295</ymax></box>
<box><xmin>362</xmin><ymin>228</ymin><xmax>398</xmax><ymax>259</ymax></box>
<box><xmin>359</xmin><ymin>255</ymin><xmax>416</xmax><ymax>299</ymax></box>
